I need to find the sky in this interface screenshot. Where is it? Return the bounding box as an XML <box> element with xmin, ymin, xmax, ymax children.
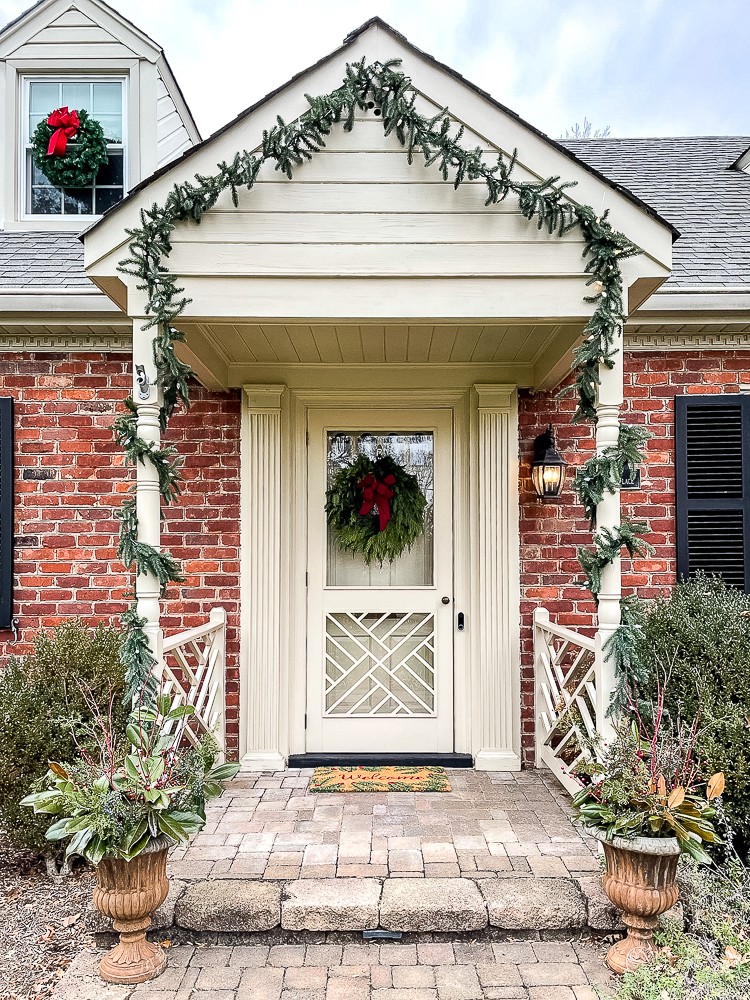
<box><xmin>1</xmin><ymin>0</ymin><xmax>749</xmax><ymax>141</ymax></box>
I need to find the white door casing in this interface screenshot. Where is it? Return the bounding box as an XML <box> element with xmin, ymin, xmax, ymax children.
<box><xmin>306</xmin><ymin>407</ymin><xmax>454</xmax><ymax>753</ymax></box>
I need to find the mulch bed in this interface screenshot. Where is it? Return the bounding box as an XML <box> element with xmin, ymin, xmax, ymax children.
<box><xmin>0</xmin><ymin>836</ymin><xmax>96</xmax><ymax>1000</ymax></box>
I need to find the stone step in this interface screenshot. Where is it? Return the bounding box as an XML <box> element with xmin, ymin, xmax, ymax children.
<box><xmin>88</xmin><ymin>874</ymin><xmax>658</xmax><ymax>937</ymax></box>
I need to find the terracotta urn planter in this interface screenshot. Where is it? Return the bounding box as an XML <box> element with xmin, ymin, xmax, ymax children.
<box><xmin>591</xmin><ymin>829</ymin><xmax>681</xmax><ymax>974</ymax></box>
<box><xmin>92</xmin><ymin>835</ymin><xmax>170</xmax><ymax>985</ymax></box>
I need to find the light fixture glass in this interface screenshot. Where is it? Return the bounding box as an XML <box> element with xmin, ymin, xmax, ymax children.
<box><xmin>531</xmin><ymin>426</ymin><xmax>568</xmax><ymax>501</ymax></box>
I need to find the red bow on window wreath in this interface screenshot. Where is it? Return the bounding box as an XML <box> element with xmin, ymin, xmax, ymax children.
<box><xmin>357</xmin><ymin>472</ymin><xmax>396</xmax><ymax>532</ymax></box>
<box><xmin>46</xmin><ymin>107</ymin><xmax>80</xmax><ymax>157</ymax></box>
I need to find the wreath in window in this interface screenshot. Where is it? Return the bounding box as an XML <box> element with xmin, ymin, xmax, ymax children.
<box><xmin>31</xmin><ymin>107</ymin><xmax>109</xmax><ymax>189</ymax></box>
<box><xmin>325</xmin><ymin>454</ymin><xmax>427</xmax><ymax>565</ymax></box>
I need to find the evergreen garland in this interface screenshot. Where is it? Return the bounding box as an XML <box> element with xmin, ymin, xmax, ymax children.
<box><xmin>326</xmin><ymin>455</ymin><xmax>427</xmax><ymax>565</ymax></box>
<box><xmin>31</xmin><ymin>109</ymin><xmax>109</xmax><ymax>189</ymax></box>
<box><xmin>602</xmin><ymin>596</ymin><xmax>651</xmax><ymax>718</ymax></box>
<box><xmin>577</xmin><ymin>521</ymin><xmax>655</xmax><ymax>599</ymax></box>
<box><xmin>112</xmin><ymin>56</ymin><xmax>652</xmax><ymax>701</ymax></box>
<box><xmin>573</xmin><ymin>424</ymin><xmax>651</xmax><ymax>528</ymax></box>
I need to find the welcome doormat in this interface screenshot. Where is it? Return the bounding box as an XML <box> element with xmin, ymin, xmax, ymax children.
<box><xmin>309</xmin><ymin>765</ymin><xmax>451</xmax><ymax>793</ymax></box>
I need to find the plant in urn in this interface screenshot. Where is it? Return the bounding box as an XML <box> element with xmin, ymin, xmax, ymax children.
<box><xmin>23</xmin><ymin>690</ymin><xmax>239</xmax><ymax>984</ymax></box>
<box><xmin>571</xmin><ymin>695</ymin><xmax>724</xmax><ymax>974</ymax></box>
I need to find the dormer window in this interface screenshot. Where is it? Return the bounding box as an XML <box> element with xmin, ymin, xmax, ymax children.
<box><xmin>22</xmin><ymin>77</ymin><xmax>126</xmax><ymax>218</ymax></box>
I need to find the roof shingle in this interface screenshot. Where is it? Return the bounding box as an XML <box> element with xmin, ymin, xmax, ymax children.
<box><xmin>564</xmin><ymin>136</ymin><xmax>750</xmax><ymax>288</ymax></box>
<box><xmin>0</xmin><ymin>231</ymin><xmax>94</xmax><ymax>289</ymax></box>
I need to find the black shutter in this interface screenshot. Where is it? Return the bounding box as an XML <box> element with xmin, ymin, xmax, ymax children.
<box><xmin>0</xmin><ymin>397</ymin><xmax>13</xmax><ymax>627</ymax></box>
<box><xmin>675</xmin><ymin>394</ymin><xmax>750</xmax><ymax>592</ymax></box>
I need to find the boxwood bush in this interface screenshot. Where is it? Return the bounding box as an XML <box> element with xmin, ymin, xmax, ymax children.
<box><xmin>0</xmin><ymin>619</ymin><xmax>127</xmax><ymax>871</ymax></box>
<box><xmin>616</xmin><ymin>574</ymin><xmax>750</xmax><ymax>858</ymax></box>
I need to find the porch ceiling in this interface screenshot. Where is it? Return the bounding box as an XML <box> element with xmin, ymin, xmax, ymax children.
<box><xmin>176</xmin><ymin>320</ymin><xmax>584</xmax><ymax>392</ymax></box>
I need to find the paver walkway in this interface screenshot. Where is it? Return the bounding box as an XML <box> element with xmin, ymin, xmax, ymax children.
<box><xmin>57</xmin><ymin>938</ymin><xmax>616</xmax><ymax>1000</ymax></box>
<box><xmin>169</xmin><ymin>769</ymin><xmax>599</xmax><ymax>883</ymax></box>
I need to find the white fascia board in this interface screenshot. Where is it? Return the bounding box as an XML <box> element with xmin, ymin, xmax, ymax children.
<box><xmin>0</xmin><ymin>287</ymin><xmax>122</xmax><ymax>313</ymax></box>
<box><xmin>634</xmin><ymin>286</ymin><xmax>750</xmax><ymax>315</ymax></box>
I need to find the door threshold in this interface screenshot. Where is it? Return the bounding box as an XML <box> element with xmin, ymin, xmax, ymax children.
<box><xmin>288</xmin><ymin>752</ymin><xmax>474</xmax><ymax>768</ymax></box>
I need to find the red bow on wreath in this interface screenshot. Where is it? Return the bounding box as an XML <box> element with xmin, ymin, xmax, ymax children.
<box><xmin>357</xmin><ymin>473</ymin><xmax>396</xmax><ymax>532</ymax></box>
<box><xmin>46</xmin><ymin>107</ymin><xmax>80</xmax><ymax>157</ymax></box>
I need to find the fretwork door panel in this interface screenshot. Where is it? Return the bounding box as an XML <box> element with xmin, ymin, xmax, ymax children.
<box><xmin>307</xmin><ymin>408</ymin><xmax>453</xmax><ymax>753</ymax></box>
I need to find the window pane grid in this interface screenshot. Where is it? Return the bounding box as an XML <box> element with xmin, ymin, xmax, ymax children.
<box><xmin>24</xmin><ymin>79</ymin><xmax>124</xmax><ymax>218</ymax></box>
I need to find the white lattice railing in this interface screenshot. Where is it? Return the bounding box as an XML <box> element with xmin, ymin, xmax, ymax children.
<box><xmin>161</xmin><ymin>607</ymin><xmax>227</xmax><ymax>754</ymax></box>
<box><xmin>534</xmin><ymin>606</ymin><xmax>598</xmax><ymax>796</ymax></box>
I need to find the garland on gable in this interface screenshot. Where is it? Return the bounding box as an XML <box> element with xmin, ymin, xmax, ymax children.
<box><xmin>112</xmin><ymin>56</ymin><xmax>653</xmax><ymax>702</ymax></box>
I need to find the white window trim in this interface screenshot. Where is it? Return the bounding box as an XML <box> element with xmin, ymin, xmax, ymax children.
<box><xmin>19</xmin><ymin>74</ymin><xmax>128</xmax><ymax>222</ymax></box>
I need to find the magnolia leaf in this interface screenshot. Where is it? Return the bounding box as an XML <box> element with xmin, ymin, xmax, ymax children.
<box><xmin>120</xmin><ymin>832</ymin><xmax>150</xmax><ymax>862</ymax></box>
<box><xmin>125</xmin><ymin>756</ymin><xmax>143</xmax><ymax>782</ymax></box>
<box><xmin>45</xmin><ymin>818</ymin><xmax>71</xmax><ymax>841</ymax></box>
<box><xmin>48</xmin><ymin>762</ymin><xmax>69</xmax><ymax>780</ymax></box>
<box><xmin>157</xmin><ymin>693</ymin><xmax>172</xmax><ymax>716</ymax></box>
<box><xmin>667</xmin><ymin>787</ymin><xmax>685</xmax><ymax>809</ymax></box>
<box><xmin>148</xmin><ymin>756</ymin><xmax>165</xmax><ymax>783</ymax></box>
<box><xmin>126</xmin><ymin>724</ymin><xmax>144</xmax><ymax>747</ymax></box>
<box><xmin>124</xmin><ymin>818</ymin><xmax>149</xmax><ymax>850</ymax></box>
<box><xmin>202</xmin><ymin>781</ymin><xmax>223</xmax><ymax>799</ymax></box>
<box><xmin>206</xmin><ymin>763</ymin><xmax>241</xmax><ymax>782</ymax></box>
<box><xmin>657</xmin><ymin>774</ymin><xmax>666</xmax><ymax>796</ymax></box>
<box><xmin>65</xmin><ymin>827</ymin><xmax>93</xmax><ymax>859</ymax></box>
<box><xmin>87</xmin><ymin>836</ymin><xmax>107</xmax><ymax>866</ymax></box>
<box><xmin>707</xmin><ymin>772</ymin><xmax>725</xmax><ymax>800</ymax></box>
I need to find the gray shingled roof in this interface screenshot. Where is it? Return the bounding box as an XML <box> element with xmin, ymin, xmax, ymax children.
<box><xmin>2</xmin><ymin>138</ymin><xmax>749</xmax><ymax>293</ymax></box>
<box><xmin>0</xmin><ymin>231</ymin><xmax>94</xmax><ymax>289</ymax></box>
<box><xmin>565</xmin><ymin>136</ymin><xmax>750</xmax><ymax>288</ymax></box>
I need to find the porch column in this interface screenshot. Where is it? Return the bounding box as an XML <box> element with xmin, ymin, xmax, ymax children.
<box><xmin>594</xmin><ymin>322</ymin><xmax>624</xmax><ymax>733</ymax></box>
<box><xmin>240</xmin><ymin>386</ymin><xmax>285</xmax><ymax>771</ymax></box>
<box><xmin>473</xmin><ymin>385</ymin><xmax>522</xmax><ymax>770</ymax></box>
<box><xmin>132</xmin><ymin>319</ymin><xmax>164</xmax><ymax>677</ymax></box>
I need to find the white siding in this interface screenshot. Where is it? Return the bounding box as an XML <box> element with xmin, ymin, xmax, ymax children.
<box><xmin>11</xmin><ymin>9</ymin><xmax>138</xmax><ymax>59</ymax></box>
<box><xmin>166</xmin><ymin>116</ymin><xmax>587</xmax><ymax>281</ymax></box>
<box><xmin>156</xmin><ymin>74</ymin><xmax>192</xmax><ymax>168</ymax></box>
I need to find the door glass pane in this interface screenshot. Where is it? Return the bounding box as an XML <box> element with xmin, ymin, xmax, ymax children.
<box><xmin>326</xmin><ymin>431</ymin><xmax>434</xmax><ymax>586</ymax></box>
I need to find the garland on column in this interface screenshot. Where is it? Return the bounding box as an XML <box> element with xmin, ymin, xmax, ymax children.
<box><xmin>113</xmin><ymin>57</ymin><xmax>652</xmax><ymax>701</ymax></box>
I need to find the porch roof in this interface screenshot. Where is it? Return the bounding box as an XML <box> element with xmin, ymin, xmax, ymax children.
<box><xmin>80</xmin><ymin>18</ymin><xmax>675</xmax><ymax>392</ymax></box>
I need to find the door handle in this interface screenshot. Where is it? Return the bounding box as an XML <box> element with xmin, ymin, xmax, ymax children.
<box><xmin>457</xmin><ymin>612</ymin><xmax>465</xmax><ymax>631</ymax></box>
<box><xmin>441</xmin><ymin>596</ymin><xmax>451</xmax><ymax>605</ymax></box>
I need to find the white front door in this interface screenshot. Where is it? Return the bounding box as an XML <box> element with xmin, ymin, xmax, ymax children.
<box><xmin>306</xmin><ymin>408</ymin><xmax>454</xmax><ymax>753</ymax></box>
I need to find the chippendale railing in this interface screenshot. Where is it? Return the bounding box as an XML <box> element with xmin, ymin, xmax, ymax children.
<box><xmin>161</xmin><ymin>607</ymin><xmax>227</xmax><ymax>754</ymax></box>
<box><xmin>534</xmin><ymin>607</ymin><xmax>597</xmax><ymax>796</ymax></box>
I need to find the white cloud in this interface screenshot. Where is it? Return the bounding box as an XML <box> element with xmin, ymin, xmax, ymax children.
<box><xmin>0</xmin><ymin>0</ymin><xmax>747</xmax><ymax>137</ymax></box>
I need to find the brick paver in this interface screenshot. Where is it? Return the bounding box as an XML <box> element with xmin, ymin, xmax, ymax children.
<box><xmin>168</xmin><ymin>770</ymin><xmax>595</xmax><ymax>883</ymax></box>
<box><xmin>54</xmin><ymin>940</ymin><xmax>616</xmax><ymax>999</ymax></box>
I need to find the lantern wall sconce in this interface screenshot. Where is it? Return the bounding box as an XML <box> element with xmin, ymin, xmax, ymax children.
<box><xmin>531</xmin><ymin>425</ymin><xmax>568</xmax><ymax>501</ymax></box>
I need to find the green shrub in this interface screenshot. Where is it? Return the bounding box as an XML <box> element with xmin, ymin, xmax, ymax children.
<box><xmin>0</xmin><ymin>619</ymin><xmax>127</xmax><ymax>863</ymax></box>
<box><xmin>614</xmin><ymin>574</ymin><xmax>750</xmax><ymax>858</ymax></box>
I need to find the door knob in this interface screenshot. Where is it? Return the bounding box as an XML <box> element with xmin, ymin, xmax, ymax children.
<box><xmin>441</xmin><ymin>596</ymin><xmax>451</xmax><ymax>605</ymax></box>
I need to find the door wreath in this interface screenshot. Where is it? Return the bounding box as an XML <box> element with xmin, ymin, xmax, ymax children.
<box><xmin>325</xmin><ymin>454</ymin><xmax>427</xmax><ymax>565</ymax></box>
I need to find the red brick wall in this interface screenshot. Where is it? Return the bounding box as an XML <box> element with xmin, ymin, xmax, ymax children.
<box><xmin>4</xmin><ymin>348</ymin><xmax>748</xmax><ymax>767</ymax></box>
<box><xmin>518</xmin><ymin>348</ymin><xmax>750</xmax><ymax>765</ymax></box>
<box><xmin>0</xmin><ymin>352</ymin><xmax>243</xmax><ymax>757</ymax></box>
